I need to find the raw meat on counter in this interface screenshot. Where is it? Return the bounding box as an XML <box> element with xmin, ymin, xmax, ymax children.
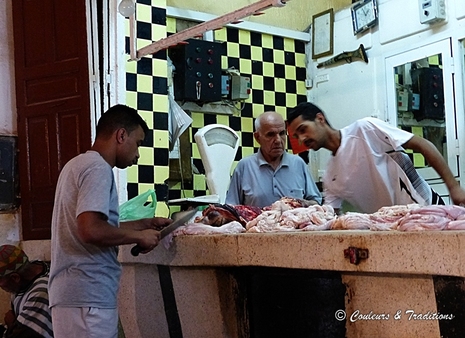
<box><xmin>195</xmin><ymin>203</ymin><xmax>261</xmax><ymax>227</ymax></box>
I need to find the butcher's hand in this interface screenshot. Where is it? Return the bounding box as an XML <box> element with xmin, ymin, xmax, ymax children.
<box><xmin>449</xmin><ymin>185</ymin><xmax>465</xmax><ymax>207</ymax></box>
<box><xmin>136</xmin><ymin>229</ymin><xmax>161</xmax><ymax>253</ymax></box>
<box><xmin>3</xmin><ymin>310</ymin><xmax>15</xmax><ymax>327</ymax></box>
<box><xmin>149</xmin><ymin>217</ymin><xmax>173</xmax><ymax>230</ymax></box>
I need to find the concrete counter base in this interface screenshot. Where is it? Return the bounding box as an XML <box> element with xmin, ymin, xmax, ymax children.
<box><xmin>118</xmin><ymin>231</ymin><xmax>465</xmax><ymax>337</ymax></box>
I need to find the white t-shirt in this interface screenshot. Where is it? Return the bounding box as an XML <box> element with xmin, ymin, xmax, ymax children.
<box><xmin>323</xmin><ymin>117</ymin><xmax>432</xmax><ymax>214</ymax></box>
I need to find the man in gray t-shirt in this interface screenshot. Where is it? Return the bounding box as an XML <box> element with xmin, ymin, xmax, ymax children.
<box><xmin>49</xmin><ymin>105</ymin><xmax>171</xmax><ymax>338</ymax></box>
<box><xmin>226</xmin><ymin>111</ymin><xmax>322</xmax><ymax>208</ymax></box>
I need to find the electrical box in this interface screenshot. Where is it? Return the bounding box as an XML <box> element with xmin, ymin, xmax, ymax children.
<box><xmin>169</xmin><ymin>39</ymin><xmax>224</xmax><ymax>103</ymax></box>
<box><xmin>230</xmin><ymin>76</ymin><xmax>251</xmax><ymax>100</ymax></box>
<box><xmin>0</xmin><ymin>136</ymin><xmax>18</xmax><ymax>211</ymax></box>
<box><xmin>419</xmin><ymin>0</ymin><xmax>445</xmax><ymax>24</ymax></box>
<box><xmin>410</xmin><ymin>67</ymin><xmax>444</xmax><ymax>121</ymax></box>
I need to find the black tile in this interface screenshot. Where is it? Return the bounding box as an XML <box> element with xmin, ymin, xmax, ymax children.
<box><xmin>138</xmin><ymin>0</ymin><xmax>151</xmax><ymax>5</ymax></box>
<box><xmin>251</xmin><ymin>61</ymin><xmax>263</xmax><ymax>75</ymax></box>
<box><xmin>126</xmin><ymin>73</ymin><xmax>137</xmax><ymax>91</ymax></box>
<box><xmin>241</xmin><ymin>103</ymin><xmax>253</xmax><ymax>118</ymax></box>
<box><xmin>239</xmin><ymin>44</ymin><xmax>251</xmax><ymax>59</ymax></box>
<box><xmin>297</xmin><ymin>95</ymin><xmax>307</xmax><ymax>104</ymax></box>
<box><xmin>241</xmin><ymin>132</ymin><xmax>254</xmax><ymax>147</ymax></box>
<box><xmin>262</xmin><ymin>48</ymin><xmax>274</xmax><ymax>62</ymax></box>
<box><xmin>153</xmin><ymin>77</ymin><xmax>168</xmax><ymax>95</ymax></box>
<box><xmin>296</xmin><ymin>67</ymin><xmax>307</xmax><ymax>80</ymax></box>
<box><xmin>143</xmin><ymin>129</ymin><xmax>153</xmax><ymax>147</ymax></box>
<box><xmin>274</xmin><ymin>64</ymin><xmax>285</xmax><ymax>78</ymax></box>
<box><xmin>151</xmin><ymin>7</ymin><xmax>166</xmax><ymax>25</ymax></box>
<box><xmin>285</xmin><ymin>52</ymin><xmax>295</xmax><ymax>66</ymax></box>
<box><xmin>250</xmin><ymin>31</ymin><xmax>262</xmax><ymax>46</ymax></box>
<box><xmin>127</xmin><ymin>183</ymin><xmax>139</xmax><ymax>199</ymax></box>
<box><xmin>285</xmin><ymin>79</ymin><xmax>297</xmax><ymax>93</ymax></box>
<box><xmin>137</xmin><ymin>57</ymin><xmax>152</xmax><ymax>75</ymax></box>
<box><xmin>137</xmin><ymin>92</ymin><xmax>153</xmax><ymax>111</ymax></box>
<box><xmin>295</xmin><ymin>40</ymin><xmax>306</xmax><ymax>54</ymax></box>
<box><xmin>153</xmin><ymin>112</ymin><xmax>168</xmax><ymax>130</ymax></box>
<box><xmin>227</xmin><ymin>28</ymin><xmax>239</xmax><ymax>43</ymax></box>
<box><xmin>136</xmin><ymin>21</ymin><xmax>151</xmax><ymax>40</ymax></box>
<box><xmin>263</xmin><ymin>76</ymin><xmax>275</xmax><ymax>91</ymax></box>
<box><xmin>192</xmin><ymin>158</ymin><xmax>205</xmax><ymax>175</ymax></box>
<box><xmin>275</xmin><ymin>92</ymin><xmax>286</xmax><ymax>106</ymax></box>
<box><xmin>227</xmin><ymin>57</ymin><xmax>240</xmax><ymax>70</ymax></box>
<box><xmin>153</xmin><ymin>49</ymin><xmax>167</xmax><ymax>60</ymax></box>
<box><xmin>125</xmin><ymin>36</ymin><xmax>130</xmax><ymax>54</ymax></box>
<box><xmin>154</xmin><ymin>148</ymin><xmax>169</xmax><ymax>166</ymax></box>
<box><xmin>204</xmin><ymin>114</ymin><xmax>218</xmax><ymax>126</ymax></box>
<box><xmin>264</xmin><ymin>105</ymin><xmax>275</xmax><ymax>112</ymax></box>
<box><xmin>138</xmin><ymin>165</ymin><xmax>154</xmax><ymax>183</ymax></box>
<box><xmin>228</xmin><ymin>116</ymin><xmax>242</xmax><ymax>131</ymax></box>
<box><xmin>252</xmin><ymin>89</ymin><xmax>264</xmax><ymax>104</ymax></box>
<box><xmin>155</xmin><ymin>183</ymin><xmax>169</xmax><ymax>202</ymax></box>
<box><xmin>273</xmin><ymin>36</ymin><xmax>284</xmax><ymax>50</ymax></box>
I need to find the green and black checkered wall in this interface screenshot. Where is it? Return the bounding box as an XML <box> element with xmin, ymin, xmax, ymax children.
<box><xmin>124</xmin><ymin>0</ymin><xmax>308</xmax><ymax>215</ymax></box>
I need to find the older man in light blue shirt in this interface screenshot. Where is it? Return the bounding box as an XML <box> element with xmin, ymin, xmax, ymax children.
<box><xmin>226</xmin><ymin>111</ymin><xmax>321</xmax><ymax>208</ymax></box>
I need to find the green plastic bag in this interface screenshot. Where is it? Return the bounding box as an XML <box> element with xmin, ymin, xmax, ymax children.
<box><xmin>119</xmin><ymin>189</ymin><xmax>157</xmax><ymax>221</ymax></box>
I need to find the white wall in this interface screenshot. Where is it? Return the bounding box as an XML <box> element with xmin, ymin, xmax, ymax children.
<box><xmin>308</xmin><ymin>0</ymin><xmax>465</xmax><ymax>190</ymax></box>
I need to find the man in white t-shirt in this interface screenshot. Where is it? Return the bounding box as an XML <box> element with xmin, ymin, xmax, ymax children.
<box><xmin>287</xmin><ymin>102</ymin><xmax>465</xmax><ymax>214</ymax></box>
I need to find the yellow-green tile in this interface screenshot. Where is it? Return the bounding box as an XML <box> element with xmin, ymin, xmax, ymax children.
<box><xmin>275</xmin><ymin>106</ymin><xmax>286</xmax><ymax>116</ymax></box>
<box><xmin>241</xmin><ymin>118</ymin><xmax>254</xmax><ymax>132</ymax></box>
<box><xmin>138</xmin><ymin>148</ymin><xmax>154</xmax><ymax>165</ymax></box>
<box><xmin>216</xmin><ymin>115</ymin><xmax>230</xmax><ymax>125</ymax></box>
<box><xmin>228</xmin><ymin>42</ymin><xmax>240</xmax><ymax>58</ymax></box>
<box><xmin>251</xmin><ymin>46</ymin><xmax>263</xmax><ymax>61</ymax></box>
<box><xmin>284</xmin><ymin>37</ymin><xmax>295</xmax><ymax>52</ymax></box>
<box><xmin>152</xmin><ymin>25</ymin><xmax>166</xmax><ymax>42</ymax></box>
<box><xmin>156</xmin><ymin>202</ymin><xmax>170</xmax><ymax>218</ymax></box>
<box><xmin>127</xmin><ymin>165</ymin><xmax>138</xmax><ymax>182</ymax></box>
<box><xmin>262</xmin><ymin>34</ymin><xmax>273</xmax><ymax>48</ymax></box>
<box><xmin>273</xmin><ymin>50</ymin><xmax>285</xmax><ymax>64</ymax></box>
<box><xmin>154</xmin><ymin>94</ymin><xmax>168</xmax><ymax>112</ymax></box>
<box><xmin>138</xmin><ymin>74</ymin><xmax>152</xmax><ymax>93</ymax></box>
<box><xmin>413</xmin><ymin>153</ymin><xmax>425</xmax><ymax>167</ymax></box>
<box><xmin>263</xmin><ymin>62</ymin><xmax>274</xmax><ymax>77</ymax></box>
<box><xmin>240</xmin><ymin>59</ymin><xmax>252</xmax><ymax>74</ymax></box>
<box><xmin>297</xmin><ymin>81</ymin><xmax>307</xmax><ymax>95</ymax></box>
<box><xmin>126</xmin><ymin>59</ymin><xmax>137</xmax><ymax>74</ymax></box>
<box><xmin>140</xmin><ymin>112</ymin><xmax>153</xmax><ymax>129</ymax></box>
<box><xmin>153</xmin><ymin>59</ymin><xmax>167</xmax><ymax>77</ymax></box>
<box><xmin>154</xmin><ymin>166</ymin><xmax>169</xmax><ymax>183</ymax></box>
<box><xmin>194</xmin><ymin>175</ymin><xmax>207</xmax><ymax>190</ymax></box>
<box><xmin>126</xmin><ymin>91</ymin><xmax>137</xmax><ymax>108</ymax></box>
<box><xmin>251</xmin><ymin>74</ymin><xmax>263</xmax><ymax>90</ymax></box>
<box><xmin>264</xmin><ymin>91</ymin><xmax>275</xmax><ymax>105</ymax></box>
<box><xmin>136</xmin><ymin>4</ymin><xmax>152</xmax><ymax>23</ymax></box>
<box><xmin>152</xmin><ymin>0</ymin><xmax>167</xmax><ymax>9</ymax></box>
<box><xmin>242</xmin><ymin>147</ymin><xmax>255</xmax><ymax>157</ymax></box>
<box><xmin>295</xmin><ymin>53</ymin><xmax>306</xmax><ymax>67</ymax></box>
<box><xmin>285</xmin><ymin>65</ymin><xmax>297</xmax><ymax>80</ymax></box>
<box><xmin>154</xmin><ymin>130</ymin><xmax>169</xmax><ymax>148</ymax></box>
<box><xmin>214</xmin><ymin>27</ymin><xmax>227</xmax><ymax>42</ymax></box>
<box><xmin>221</xmin><ymin>55</ymin><xmax>229</xmax><ymax>69</ymax></box>
<box><xmin>275</xmin><ymin>78</ymin><xmax>286</xmax><ymax>92</ymax></box>
<box><xmin>166</xmin><ymin>17</ymin><xmax>176</xmax><ymax>34</ymax></box>
<box><xmin>238</xmin><ymin>30</ymin><xmax>251</xmax><ymax>45</ymax></box>
<box><xmin>286</xmin><ymin>93</ymin><xmax>297</xmax><ymax>107</ymax></box>
<box><xmin>191</xmin><ymin>112</ymin><xmax>204</xmax><ymax>128</ymax></box>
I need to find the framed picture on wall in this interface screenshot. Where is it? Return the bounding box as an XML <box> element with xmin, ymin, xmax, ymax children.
<box><xmin>312</xmin><ymin>8</ymin><xmax>334</xmax><ymax>59</ymax></box>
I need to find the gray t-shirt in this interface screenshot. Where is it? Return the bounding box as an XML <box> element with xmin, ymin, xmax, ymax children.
<box><xmin>225</xmin><ymin>150</ymin><xmax>322</xmax><ymax>208</ymax></box>
<box><xmin>49</xmin><ymin>150</ymin><xmax>121</xmax><ymax>308</ymax></box>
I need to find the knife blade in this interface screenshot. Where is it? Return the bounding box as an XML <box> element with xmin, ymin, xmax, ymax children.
<box><xmin>131</xmin><ymin>207</ymin><xmax>199</xmax><ymax>256</ymax></box>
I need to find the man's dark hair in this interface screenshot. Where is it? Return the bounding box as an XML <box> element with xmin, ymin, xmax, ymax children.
<box><xmin>288</xmin><ymin>102</ymin><xmax>331</xmax><ymax>127</ymax></box>
<box><xmin>96</xmin><ymin>104</ymin><xmax>149</xmax><ymax>138</ymax></box>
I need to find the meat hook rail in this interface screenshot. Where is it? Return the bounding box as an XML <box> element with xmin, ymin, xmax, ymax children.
<box><xmin>130</xmin><ymin>0</ymin><xmax>290</xmax><ymax>61</ymax></box>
